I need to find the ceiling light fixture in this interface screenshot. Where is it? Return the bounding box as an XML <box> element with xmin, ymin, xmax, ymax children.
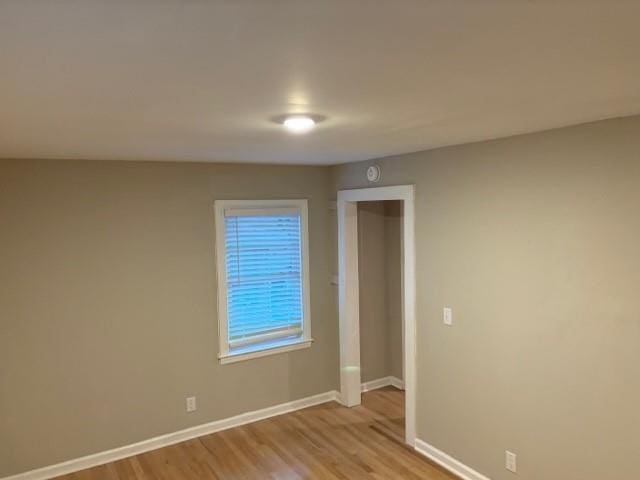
<box><xmin>283</xmin><ymin>115</ymin><xmax>316</xmax><ymax>134</ymax></box>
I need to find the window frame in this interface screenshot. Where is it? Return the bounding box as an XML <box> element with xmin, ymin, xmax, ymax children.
<box><xmin>214</xmin><ymin>199</ymin><xmax>312</xmax><ymax>364</ymax></box>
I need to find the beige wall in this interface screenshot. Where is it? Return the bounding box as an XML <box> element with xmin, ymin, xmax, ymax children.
<box><xmin>3</xmin><ymin>114</ymin><xmax>640</xmax><ymax>480</ymax></box>
<box><xmin>334</xmin><ymin>115</ymin><xmax>640</xmax><ymax>480</ymax></box>
<box><xmin>0</xmin><ymin>159</ymin><xmax>339</xmax><ymax>477</ymax></box>
<box><xmin>357</xmin><ymin>201</ymin><xmax>403</xmax><ymax>383</ymax></box>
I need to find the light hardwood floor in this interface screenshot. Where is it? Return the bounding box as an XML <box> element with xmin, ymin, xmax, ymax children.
<box><xmin>54</xmin><ymin>387</ymin><xmax>455</xmax><ymax>479</ymax></box>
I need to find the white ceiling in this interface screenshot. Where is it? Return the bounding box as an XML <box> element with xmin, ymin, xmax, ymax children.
<box><xmin>1</xmin><ymin>1</ymin><xmax>640</xmax><ymax>165</ymax></box>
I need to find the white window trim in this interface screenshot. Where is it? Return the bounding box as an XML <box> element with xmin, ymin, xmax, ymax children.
<box><xmin>214</xmin><ymin>199</ymin><xmax>312</xmax><ymax>364</ymax></box>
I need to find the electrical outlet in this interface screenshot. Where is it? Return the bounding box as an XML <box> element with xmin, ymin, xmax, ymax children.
<box><xmin>186</xmin><ymin>396</ymin><xmax>197</xmax><ymax>413</ymax></box>
<box><xmin>506</xmin><ymin>450</ymin><xmax>517</xmax><ymax>473</ymax></box>
<box><xmin>443</xmin><ymin>307</ymin><xmax>453</xmax><ymax>326</ymax></box>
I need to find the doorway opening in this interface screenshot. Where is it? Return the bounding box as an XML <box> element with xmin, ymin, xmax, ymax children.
<box><xmin>357</xmin><ymin>200</ymin><xmax>404</xmax><ymax>391</ymax></box>
<box><xmin>337</xmin><ymin>185</ymin><xmax>416</xmax><ymax>446</ymax></box>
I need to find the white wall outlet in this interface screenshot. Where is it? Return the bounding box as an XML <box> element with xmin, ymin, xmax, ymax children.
<box><xmin>443</xmin><ymin>307</ymin><xmax>453</xmax><ymax>326</ymax></box>
<box><xmin>186</xmin><ymin>396</ymin><xmax>197</xmax><ymax>413</ymax></box>
<box><xmin>506</xmin><ymin>450</ymin><xmax>517</xmax><ymax>473</ymax></box>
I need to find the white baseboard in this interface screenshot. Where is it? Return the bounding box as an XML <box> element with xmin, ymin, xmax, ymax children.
<box><xmin>361</xmin><ymin>376</ymin><xmax>404</xmax><ymax>393</ymax></box>
<box><xmin>361</xmin><ymin>377</ymin><xmax>392</xmax><ymax>392</ymax></box>
<box><xmin>3</xmin><ymin>390</ymin><xmax>340</xmax><ymax>480</ymax></box>
<box><xmin>389</xmin><ymin>376</ymin><xmax>405</xmax><ymax>390</ymax></box>
<box><xmin>414</xmin><ymin>438</ymin><xmax>491</xmax><ymax>480</ymax></box>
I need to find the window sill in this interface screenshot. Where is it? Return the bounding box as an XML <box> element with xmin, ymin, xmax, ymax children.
<box><xmin>219</xmin><ymin>338</ymin><xmax>313</xmax><ymax>365</ymax></box>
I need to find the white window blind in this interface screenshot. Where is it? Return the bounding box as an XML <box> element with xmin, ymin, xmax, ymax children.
<box><xmin>223</xmin><ymin>209</ymin><xmax>304</xmax><ymax>351</ymax></box>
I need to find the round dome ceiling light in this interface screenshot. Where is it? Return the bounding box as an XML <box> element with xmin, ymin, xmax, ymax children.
<box><xmin>282</xmin><ymin>115</ymin><xmax>316</xmax><ymax>134</ymax></box>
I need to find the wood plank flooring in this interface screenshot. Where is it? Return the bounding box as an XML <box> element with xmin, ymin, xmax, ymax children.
<box><xmin>54</xmin><ymin>387</ymin><xmax>456</xmax><ymax>480</ymax></box>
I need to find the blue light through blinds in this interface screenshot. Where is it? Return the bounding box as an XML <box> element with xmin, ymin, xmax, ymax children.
<box><xmin>224</xmin><ymin>212</ymin><xmax>304</xmax><ymax>350</ymax></box>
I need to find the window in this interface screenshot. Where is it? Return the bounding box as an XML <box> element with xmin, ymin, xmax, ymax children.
<box><xmin>214</xmin><ymin>199</ymin><xmax>312</xmax><ymax>364</ymax></box>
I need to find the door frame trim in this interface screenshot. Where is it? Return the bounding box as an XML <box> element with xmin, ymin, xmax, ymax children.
<box><xmin>337</xmin><ymin>184</ymin><xmax>416</xmax><ymax>446</ymax></box>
